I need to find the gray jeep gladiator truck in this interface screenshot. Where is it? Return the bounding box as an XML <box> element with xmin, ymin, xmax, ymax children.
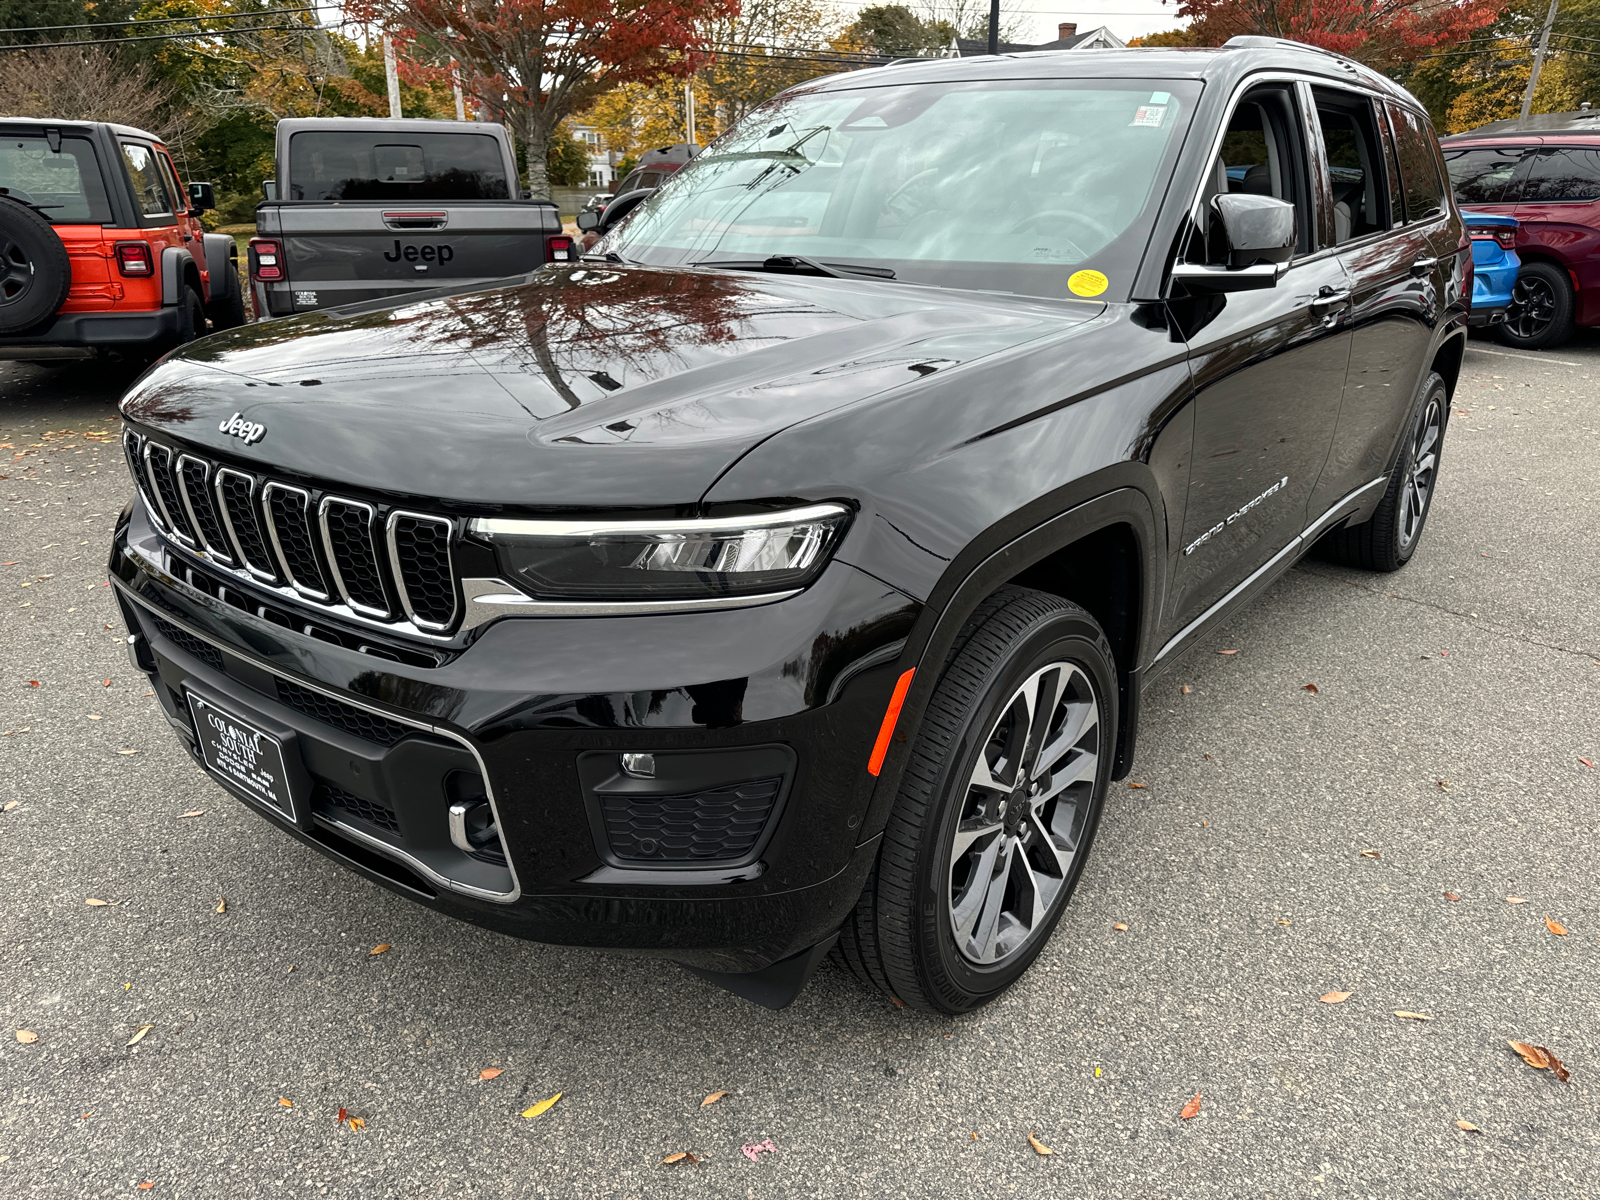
<box><xmin>248</xmin><ymin>117</ymin><xmax>573</xmax><ymax>319</ymax></box>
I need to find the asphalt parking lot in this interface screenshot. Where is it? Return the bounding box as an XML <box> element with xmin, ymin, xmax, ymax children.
<box><xmin>2</xmin><ymin>335</ymin><xmax>1597</xmax><ymax>1200</ymax></box>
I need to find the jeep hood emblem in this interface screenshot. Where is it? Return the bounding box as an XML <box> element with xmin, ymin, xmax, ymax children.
<box><xmin>218</xmin><ymin>412</ymin><xmax>266</xmax><ymax>445</ymax></box>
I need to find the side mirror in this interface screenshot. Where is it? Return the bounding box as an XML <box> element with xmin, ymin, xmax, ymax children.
<box><xmin>188</xmin><ymin>181</ymin><xmax>215</xmax><ymax>212</ymax></box>
<box><xmin>598</xmin><ymin>188</ymin><xmax>653</xmax><ymax>233</ymax></box>
<box><xmin>576</xmin><ymin>210</ymin><xmax>599</xmax><ymax>231</ymax></box>
<box><xmin>262</xmin><ymin>179</ymin><xmax>278</xmax><ymax>202</ymax></box>
<box><xmin>1170</xmin><ymin>194</ymin><xmax>1296</xmax><ymax>293</ymax></box>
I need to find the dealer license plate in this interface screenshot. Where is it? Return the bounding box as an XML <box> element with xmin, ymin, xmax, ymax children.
<box><xmin>187</xmin><ymin>692</ymin><xmax>298</xmax><ymax>822</ymax></box>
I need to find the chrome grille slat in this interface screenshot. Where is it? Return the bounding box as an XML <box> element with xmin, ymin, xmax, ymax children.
<box><xmin>176</xmin><ymin>454</ymin><xmax>235</xmax><ymax>566</ymax></box>
<box><xmin>261</xmin><ymin>482</ymin><xmax>330</xmax><ymax>601</ymax></box>
<box><xmin>142</xmin><ymin>442</ymin><xmax>195</xmax><ymax>546</ymax></box>
<box><xmin>214</xmin><ymin>468</ymin><xmax>279</xmax><ymax>583</ymax></box>
<box><xmin>386</xmin><ymin>512</ymin><xmax>458</xmax><ymax>632</ymax></box>
<box><xmin>318</xmin><ymin>497</ymin><xmax>390</xmax><ymax>619</ymax></box>
<box><xmin>124</xmin><ymin>431</ymin><xmax>166</xmax><ymax>534</ymax></box>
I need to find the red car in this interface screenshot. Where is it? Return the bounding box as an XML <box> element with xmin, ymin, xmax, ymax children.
<box><xmin>1441</xmin><ymin>110</ymin><xmax>1600</xmax><ymax>349</ymax></box>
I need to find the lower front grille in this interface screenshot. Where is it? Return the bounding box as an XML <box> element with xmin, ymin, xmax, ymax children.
<box><xmin>313</xmin><ymin>782</ymin><xmax>400</xmax><ymax>834</ymax></box>
<box><xmin>601</xmin><ymin>778</ymin><xmax>782</xmax><ymax>863</ymax></box>
<box><xmin>147</xmin><ymin>613</ymin><xmax>225</xmax><ymax>671</ymax></box>
<box><xmin>274</xmin><ymin>678</ymin><xmax>413</xmax><ymax>747</ymax></box>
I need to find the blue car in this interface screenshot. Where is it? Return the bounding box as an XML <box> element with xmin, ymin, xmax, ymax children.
<box><xmin>1462</xmin><ymin>210</ymin><xmax>1520</xmax><ymax>327</ymax></box>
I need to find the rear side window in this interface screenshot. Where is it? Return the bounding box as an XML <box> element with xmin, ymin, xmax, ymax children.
<box><xmin>1388</xmin><ymin>105</ymin><xmax>1447</xmax><ymax>222</ymax></box>
<box><xmin>0</xmin><ymin>134</ymin><xmax>113</xmax><ymax>223</ymax></box>
<box><xmin>157</xmin><ymin>150</ymin><xmax>188</xmax><ymax>214</ymax></box>
<box><xmin>1519</xmin><ymin>146</ymin><xmax>1600</xmax><ymax>201</ymax></box>
<box><xmin>1443</xmin><ymin>146</ymin><xmax>1525</xmax><ymax>204</ymax></box>
<box><xmin>287</xmin><ymin>132</ymin><xmax>510</xmax><ymax>201</ymax></box>
<box><xmin>1314</xmin><ymin>91</ymin><xmax>1389</xmax><ymax>243</ymax></box>
<box><xmin>122</xmin><ymin>142</ymin><xmax>175</xmax><ymax>221</ymax></box>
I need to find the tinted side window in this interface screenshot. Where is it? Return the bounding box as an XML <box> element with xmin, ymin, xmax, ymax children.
<box><xmin>1388</xmin><ymin>105</ymin><xmax>1447</xmax><ymax>222</ymax></box>
<box><xmin>1443</xmin><ymin>146</ymin><xmax>1525</xmax><ymax>204</ymax></box>
<box><xmin>157</xmin><ymin>151</ymin><xmax>187</xmax><ymax>215</ymax></box>
<box><xmin>1380</xmin><ymin>107</ymin><xmax>1405</xmax><ymax>226</ymax></box>
<box><xmin>0</xmin><ymin>135</ymin><xmax>113</xmax><ymax>224</ymax></box>
<box><xmin>1520</xmin><ymin>146</ymin><xmax>1600</xmax><ymax>201</ymax></box>
<box><xmin>122</xmin><ymin>142</ymin><xmax>174</xmax><ymax>220</ymax></box>
<box><xmin>286</xmin><ymin>132</ymin><xmax>510</xmax><ymax>201</ymax></box>
<box><xmin>1315</xmin><ymin>91</ymin><xmax>1388</xmax><ymax>243</ymax></box>
<box><xmin>1202</xmin><ymin>85</ymin><xmax>1312</xmax><ymax>258</ymax></box>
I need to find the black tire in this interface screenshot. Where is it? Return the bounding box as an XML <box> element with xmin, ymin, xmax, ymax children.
<box><xmin>206</xmin><ymin>259</ymin><xmax>246</xmax><ymax>330</ymax></box>
<box><xmin>836</xmin><ymin>586</ymin><xmax>1117</xmax><ymax>1014</ymax></box>
<box><xmin>1497</xmin><ymin>260</ymin><xmax>1574</xmax><ymax>350</ymax></box>
<box><xmin>0</xmin><ymin>195</ymin><xmax>71</xmax><ymax>335</ymax></box>
<box><xmin>1317</xmin><ymin>371</ymin><xmax>1447</xmax><ymax>572</ymax></box>
<box><xmin>176</xmin><ymin>285</ymin><xmax>206</xmax><ymax>345</ymax></box>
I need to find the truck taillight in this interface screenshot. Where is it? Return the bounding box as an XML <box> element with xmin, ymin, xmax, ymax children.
<box><xmin>114</xmin><ymin>241</ymin><xmax>153</xmax><ymax>277</ymax></box>
<box><xmin>249</xmin><ymin>238</ymin><xmax>283</xmax><ymax>282</ymax></box>
<box><xmin>545</xmin><ymin>234</ymin><xmax>578</xmax><ymax>263</ymax></box>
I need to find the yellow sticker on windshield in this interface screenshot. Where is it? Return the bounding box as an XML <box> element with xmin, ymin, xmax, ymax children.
<box><xmin>1069</xmin><ymin>269</ymin><xmax>1108</xmax><ymax>297</ymax></box>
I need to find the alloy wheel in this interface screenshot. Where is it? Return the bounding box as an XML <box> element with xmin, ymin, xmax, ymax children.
<box><xmin>1506</xmin><ymin>273</ymin><xmax>1556</xmax><ymax>340</ymax></box>
<box><xmin>0</xmin><ymin>235</ymin><xmax>36</xmax><ymax>307</ymax></box>
<box><xmin>1400</xmin><ymin>395</ymin><xmax>1441</xmax><ymax>550</ymax></box>
<box><xmin>947</xmin><ymin>660</ymin><xmax>1099</xmax><ymax>966</ymax></box>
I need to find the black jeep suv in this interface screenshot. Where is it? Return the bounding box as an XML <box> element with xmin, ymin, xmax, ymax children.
<box><xmin>109</xmin><ymin>38</ymin><xmax>1466</xmax><ymax>1013</ymax></box>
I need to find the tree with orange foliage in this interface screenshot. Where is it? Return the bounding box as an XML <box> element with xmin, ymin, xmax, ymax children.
<box><xmin>1172</xmin><ymin>0</ymin><xmax>1507</xmax><ymax>66</ymax></box>
<box><xmin>344</xmin><ymin>0</ymin><xmax>739</xmax><ymax>198</ymax></box>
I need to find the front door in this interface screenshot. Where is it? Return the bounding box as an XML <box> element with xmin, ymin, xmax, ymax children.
<box><xmin>1167</xmin><ymin>83</ymin><xmax>1351</xmax><ymax>637</ymax></box>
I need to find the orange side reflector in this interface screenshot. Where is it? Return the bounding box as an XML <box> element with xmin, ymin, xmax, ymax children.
<box><xmin>867</xmin><ymin>668</ymin><xmax>916</xmax><ymax>776</ymax></box>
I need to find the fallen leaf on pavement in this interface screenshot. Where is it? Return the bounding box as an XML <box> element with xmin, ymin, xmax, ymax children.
<box><xmin>1394</xmin><ymin>1011</ymin><xmax>1434</xmax><ymax>1021</ymax></box>
<box><xmin>1437</xmin><ymin>780</ymin><xmax>1449</xmax><ymax>790</ymax></box>
<box><xmin>479</xmin><ymin>1068</ymin><xmax>503</xmax><ymax>1081</ymax></box>
<box><xmin>102</xmin><ymin>679</ymin><xmax>111</xmax><ymax>687</ymax></box>
<box><xmin>278</xmin><ymin>1097</ymin><xmax>292</xmax><ymax>1108</ymax></box>
<box><xmin>1179</xmin><ymin>1092</ymin><xmax>1202</xmax><ymax>1120</ymax></box>
<box><xmin>138</xmin><ymin>1183</ymin><xmax>155</xmax><ymax>1191</ymax></box>
<box><xmin>701</xmin><ymin>1090</ymin><xmax>729</xmax><ymax>1107</ymax></box>
<box><xmin>85</xmin><ymin>898</ymin><xmax>112</xmax><ymax>906</ymax></box>
<box><xmin>1028</xmin><ymin>1131</ymin><xmax>1054</xmax><ymax>1155</ymax></box>
<box><xmin>1456</xmin><ymin>1119</ymin><xmax>1481</xmax><ymax>1133</ymax></box>
<box><xmin>26</xmin><ymin>680</ymin><xmax>38</xmax><ymax>688</ymax></box>
<box><xmin>369</xmin><ymin>943</ymin><xmax>390</xmax><ymax>955</ymax></box>
<box><xmin>1360</xmin><ymin>849</ymin><xmax>1381</xmax><ymax>858</ymax></box>
<box><xmin>214</xmin><ymin>897</ymin><xmax>226</xmax><ymax>914</ymax></box>
<box><xmin>1277</xmin><ymin>919</ymin><xmax>1291</xmax><ymax>926</ymax></box>
<box><xmin>890</xmin><ymin>996</ymin><xmax>907</xmax><ymax>1009</ymax></box>
<box><xmin>80</xmin><ymin>1111</ymin><xmax>94</xmax><ymax>1119</ymax></box>
<box><xmin>741</xmin><ymin>1138</ymin><xmax>778</xmax><ymax>1162</ymax></box>
<box><xmin>179</xmin><ymin>810</ymin><xmax>204</xmax><ymax>819</ymax></box>
<box><xmin>1112</xmin><ymin>923</ymin><xmax>1128</xmax><ymax>931</ymax></box>
<box><xmin>1302</xmin><ymin>683</ymin><xmax>1319</xmax><ymax>694</ymax></box>
<box><xmin>16</xmin><ymin>1030</ymin><xmax>38</xmax><ymax>1044</ymax></box>
<box><xmin>115</xmin><ymin>749</ymin><xmax>138</xmax><ymax>755</ymax></box>
<box><xmin>1319</xmin><ymin>991</ymin><xmax>1353</xmax><ymax>1004</ymax></box>
<box><xmin>1506</xmin><ymin>896</ymin><xmax>1527</xmax><ymax>905</ymax></box>
<box><xmin>522</xmin><ymin>1093</ymin><xmax>562</xmax><ymax>1119</ymax></box>
<box><xmin>127</xmin><ymin>1024</ymin><xmax>153</xmax><ymax>1047</ymax></box>
<box><xmin>1508</xmin><ymin>1041</ymin><xmax>1570</xmax><ymax>1082</ymax></box>
<box><xmin>1180</xmin><ymin>685</ymin><xmax>1192</xmax><ymax>694</ymax></box>
<box><xmin>1217</xmin><ymin>649</ymin><xmax>1238</xmax><ymax>655</ymax></box>
<box><xmin>1545</xmin><ymin>915</ymin><xmax>1568</xmax><ymax>937</ymax></box>
<box><xmin>661</xmin><ymin>1152</ymin><xmax>698</xmax><ymax>1165</ymax></box>
<box><xmin>2</xmin><ymin>801</ymin><xmax>17</xmax><ymax>812</ymax></box>
<box><xmin>1127</xmin><ymin>782</ymin><xmax>1147</xmax><ymax>790</ymax></box>
<box><xmin>346</xmin><ymin>1116</ymin><xmax>365</xmax><ymax>1130</ymax></box>
<box><xmin>1444</xmin><ymin>892</ymin><xmax>1461</xmax><ymax>901</ymax></box>
<box><xmin>1580</xmin><ymin>758</ymin><xmax>1595</xmax><ymax>768</ymax></box>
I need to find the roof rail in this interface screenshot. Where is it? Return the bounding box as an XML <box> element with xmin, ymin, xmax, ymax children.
<box><xmin>1222</xmin><ymin>34</ymin><xmax>1360</xmax><ymax>69</ymax></box>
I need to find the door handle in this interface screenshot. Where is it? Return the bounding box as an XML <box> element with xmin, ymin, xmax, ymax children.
<box><xmin>1310</xmin><ymin>287</ymin><xmax>1351</xmax><ymax>313</ymax></box>
<box><xmin>1410</xmin><ymin>254</ymin><xmax>1438</xmax><ymax>276</ymax></box>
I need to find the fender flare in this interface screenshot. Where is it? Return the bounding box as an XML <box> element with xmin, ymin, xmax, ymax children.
<box><xmin>160</xmin><ymin>247</ymin><xmax>201</xmax><ymax>307</ymax></box>
<box><xmin>201</xmin><ymin>233</ymin><xmax>237</xmax><ymax>302</ymax></box>
<box><xmin>857</xmin><ymin>484</ymin><xmax>1164</xmax><ymax>842</ymax></box>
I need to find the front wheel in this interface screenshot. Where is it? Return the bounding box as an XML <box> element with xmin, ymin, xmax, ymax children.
<box><xmin>1498</xmin><ymin>261</ymin><xmax>1574</xmax><ymax>350</ymax></box>
<box><xmin>836</xmin><ymin>587</ymin><xmax>1116</xmax><ymax>1014</ymax></box>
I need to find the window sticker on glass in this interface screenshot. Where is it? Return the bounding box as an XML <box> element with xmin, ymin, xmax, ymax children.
<box><xmin>1149</xmin><ymin>91</ymin><xmax>1171</xmax><ymax>104</ymax></box>
<box><xmin>1069</xmin><ymin>269</ymin><xmax>1109</xmax><ymax>297</ymax></box>
<box><xmin>1131</xmin><ymin>105</ymin><xmax>1166</xmax><ymax>128</ymax></box>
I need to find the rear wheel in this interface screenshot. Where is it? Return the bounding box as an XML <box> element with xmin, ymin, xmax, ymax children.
<box><xmin>206</xmin><ymin>261</ymin><xmax>246</xmax><ymax>330</ymax></box>
<box><xmin>176</xmin><ymin>285</ymin><xmax>206</xmax><ymax>344</ymax></box>
<box><xmin>1498</xmin><ymin>261</ymin><xmax>1574</xmax><ymax>350</ymax></box>
<box><xmin>836</xmin><ymin>587</ymin><xmax>1116</xmax><ymax>1014</ymax></box>
<box><xmin>0</xmin><ymin>196</ymin><xmax>71</xmax><ymax>335</ymax></box>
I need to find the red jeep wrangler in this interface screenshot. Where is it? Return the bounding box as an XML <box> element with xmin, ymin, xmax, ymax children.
<box><xmin>0</xmin><ymin>119</ymin><xmax>244</xmax><ymax>359</ymax></box>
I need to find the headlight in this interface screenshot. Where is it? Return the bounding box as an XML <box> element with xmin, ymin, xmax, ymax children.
<box><xmin>467</xmin><ymin>503</ymin><xmax>851</xmax><ymax>603</ymax></box>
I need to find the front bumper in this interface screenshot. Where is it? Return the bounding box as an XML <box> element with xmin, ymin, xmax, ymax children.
<box><xmin>110</xmin><ymin>502</ymin><xmax>918</xmax><ymax>973</ymax></box>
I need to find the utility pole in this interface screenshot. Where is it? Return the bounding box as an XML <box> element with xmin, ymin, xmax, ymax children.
<box><xmin>1522</xmin><ymin>0</ymin><xmax>1560</xmax><ymax>125</ymax></box>
<box><xmin>452</xmin><ymin>65</ymin><xmax>466</xmax><ymax>121</ymax></box>
<box><xmin>987</xmin><ymin>0</ymin><xmax>1000</xmax><ymax>54</ymax></box>
<box><xmin>382</xmin><ymin>34</ymin><xmax>402</xmax><ymax>120</ymax></box>
<box><xmin>685</xmin><ymin>82</ymin><xmax>696</xmax><ymax>145</ymax></box>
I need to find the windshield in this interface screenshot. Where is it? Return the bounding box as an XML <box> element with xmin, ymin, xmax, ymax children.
<box><xmin>288</xmin><ymin>131</ymin><xmax>511</xmax><ymax>201</ymax></box>
<box><xmin>0</xmin><ymin>135</ymin><xmax>113</xmax><ymax>224</ymax></box>
<box><xmin>608</xmin><ymin>78</ymin><xmax>1199</xmax><ymax>301</ymax></box>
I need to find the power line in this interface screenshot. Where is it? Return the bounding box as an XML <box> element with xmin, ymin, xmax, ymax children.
<box><xmin>0</xmin><ymin>5</ymin><xmax>318</xmax><ymax>35</ymax></box>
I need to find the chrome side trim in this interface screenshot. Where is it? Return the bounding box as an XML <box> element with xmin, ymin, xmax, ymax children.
<box><xmin>317</xmin><ymin>496</ymin><xmax>391</xmax><ymax>620</ymax></box>
<box><xmin>213</xmin><ymin>468</ymin><xmax>277</xmax><ymax>583</ymax></box>
<box><xmin>385</xmin><ymin>510</ymin><xmax>458</xmax><ymax>633</ymax></box>
<box><xmin>260</xmin><ymin>481</ymin><xmax>331</xmax><ymax>602</ymax></box>
<box><xmin>175</xmin><ymin>454</ymin><xmax>235</xmax><ymax>566</ymax></box>
<box><xmin>1154</xmin><ymin>477</ymin><xmax>1391</xmax><ymax>663</ymax></box>
<box><xmin>459</xmin><ymin>576</ymin><xmax>801</xmax><ymax>626</ymax></box>
<box><xmin>469</xmin><ymin>502</ymin><xmax>850</xmax><ymax>540</ymax></box>
<box><xmin>117</xmin><ymin>584</ymin><xmax>519</xmax><ymax>904</ymax></box>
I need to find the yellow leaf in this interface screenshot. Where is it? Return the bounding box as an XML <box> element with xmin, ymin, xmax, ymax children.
<box><xmin>1319</xmin><ymin>991</ymin><xmax>1354</xmax><ymax>1004</ymax></box>
<box><xmin>1394</xmin><ymin>1011</ymin><xmax>1434</xmax><ymax>1021</ymax></box>
<box><xmin>278</xmin><ymin>1097</ymin><xmax>292</xmax><ymax>1108</ymax></box>
<box><xmin>85</xmin><ymin>898</ymin><xmax>110</xmax><ymax>906</ymax></box>
<box><xmin>701</xmin><ymin>1090</ymin><xmax>729</xmax><ymax>1107</ymax></box>
<box><xmin>347</xmin><ymin>1116</ymin><xmax>366</xmax><ymax>1131</ymax></box>
<box><xmin>1112</xmin><ymin>923</ymin><xmax>1129</xmax><ymax>931</ymax></box>
<box><xmin>127</xmin><ymin>1024</ymin><xmax>153</xmax><ymax>1047</ymax></box>
<box><xmin>16</xmin><ymin>1029</ymin><xmax>38</xmax><ymax>1044</ymax></box>
<box><xmin>370</xmin><ymin>943</ymin><xmax>391</xmax><ymax>955</ymax></box>
<box><xmin>522</xmin><ymin>1092</ymin><xmax>562</xmax><ymax>1119</ymax></box>
<box><xmin>479</xmin><ymin>1068</ymin><xmax>503</xmax><ymax>1081</ymax></box>
<box><xmin>1456</xmin><ymin>1119</ymin><xmax>1481</xmax><ymax>1133</ymax></box>
<box><xmin>1027</xmin><ymin>1131</ymin><xmax>1054</xmax><ymax>1155</ymax></box>
<box><xmin>214</xmin><ymin>897</ymin><xmax>226</xmax><ymax>914</ymax></box>
<box><xmin>1545</xmin><ymin>915</ymin><xmax>1568</xmax><ymax>937</ymax></box>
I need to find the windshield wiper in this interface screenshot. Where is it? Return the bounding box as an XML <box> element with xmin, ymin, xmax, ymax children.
<box><xmin>692</xmin><ymin>255</ymin><xmax>896</xmax><ymax>280</ymax></box>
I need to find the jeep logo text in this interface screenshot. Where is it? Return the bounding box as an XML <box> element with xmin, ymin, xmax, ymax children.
<box><xmin>384</xmin><ymin>240</ymin><xmax>454</xmax><ymax>264</ymax></box>
<box><xmin>218</xmin><ymin>412</ymin><xmax>266</xmax><ymax>444</ymax></box>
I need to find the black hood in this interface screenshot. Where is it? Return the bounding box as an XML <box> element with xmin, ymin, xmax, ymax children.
<box><xmin>121</xmin><ymin>264</ymin><xmax>1097</xmax><ymax>510</ymax></box>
